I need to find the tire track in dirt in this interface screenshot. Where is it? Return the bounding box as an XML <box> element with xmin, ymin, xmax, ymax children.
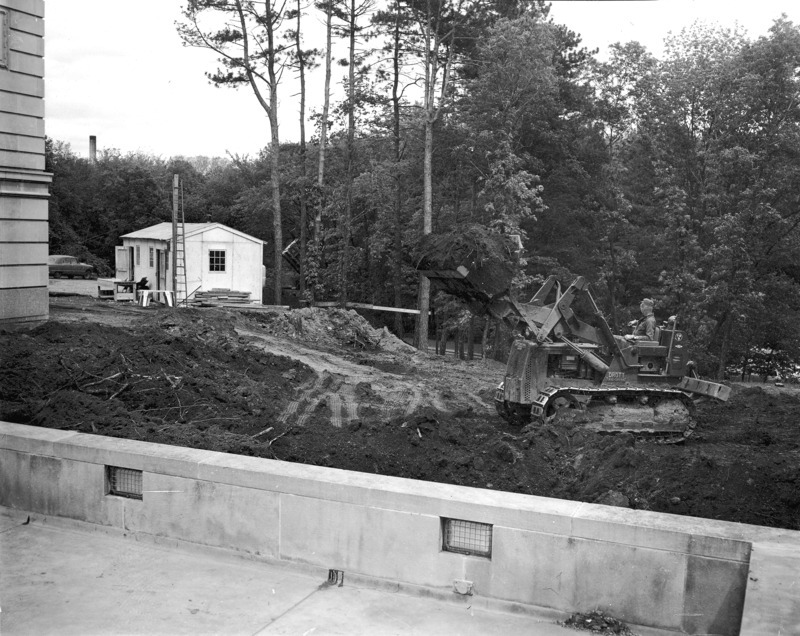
<box><xmin>278</xmin><ymin>374</ymin><xmax>326</xmax><ymax>424</ymax></box>
<box><xmin>328</xmin><ymin>384</ymin><xmax>358</xmax><ymax>428</ymax></box>
<box><xmin>431</xmin><ymin>392</ymin><xmax>449</xmax><ymax>412</ymax></box>
<box><xmin>237</xmin><ymin>325</ymin><xmax>498</xmax><ymax>426</ymax></box>
<box><xmin>403</xmin><ymin>387</ymin><xmax>423</xmax><ymax>416</ymax></box>
<box><xmin>336</xmin><ymin>383</ymin><xmax>359</xmax><ymax>426</ymax></box>
<box><xmin>311</xmin><ymin>380</ymin><xmax>362</xmax><ymax>428</ymax></box>
<box><xmin>296</xmin><ymin>374</ymin><xmax>345</xmax><ymax>426</ymax></box>
<box><xmin>328</xmin><ymin>393</ymin><xmax>344</xmax><ymax>427</ymax></box>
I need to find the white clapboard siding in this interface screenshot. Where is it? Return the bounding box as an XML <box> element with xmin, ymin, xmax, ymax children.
<box><xmin>0</xmin><ymin>0</ymin><xmax>50</xmax><ymax>329</ymax></box>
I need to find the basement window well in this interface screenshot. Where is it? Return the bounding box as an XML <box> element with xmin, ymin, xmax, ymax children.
<box><xmin>442</xmin><ymin>518</ymin><xmax>493</xmax><ymax>558</ymax></box>
<box><xmin>106</xmin><ymin>466</ymin><xmax>143</xmax><ymax>500</ymax></box>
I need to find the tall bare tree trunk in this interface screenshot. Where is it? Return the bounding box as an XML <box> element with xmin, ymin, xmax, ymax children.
<box><xmin>296</xmin><ymin>0</ymin><xmax>308</xmax><ymax>298</ymax></box>
<box><xmin>467</xmin><ymin>315</ymin><xmax>474</xmax><ymax>360</ymax></box>
<box><xmin>391</xmin><ymin>6</ymin><xmax>404</xmax><ymax>336</ymax></box>
<box><xmin>307</xmin><ymin>2</ymin><xmax>332</xmax><ymax>303</ymax></box>
<box><xmin>315</xmin><ymin>2</ymin><xmax>333</xmax><ymax>245</ymax></box>
<box><xmin>439</xmin><ymin>327</ymin><xmax>450</xmax><ymax>356</ymax></box>
<box><xmin>339</xmin><ymin>0</ymin><xmax>357</xmax><ymax>306</ymax></box>
<box><xmin>413</xmin><ymin>3</ymin><xmax>454</xmax><ymax>350</ymax></box>
<box><xmin>607</xmin><ymin>235</ymin><xmax>620</xmax><ymax>333</ymax></box>
<box><xmin>717</xmin><ymin>313</ymin><xmax>733</xmax><ymax>380</ymax></box>
<box><xmin>481</xmin><ymin>318</ymin><xmax>490</xmax><ymax>363</ymax></box>
<box><xmin>416</xmin><ymin>117</ymin><xmax>433</xmax><ymax>349</ymax></box>
<box><xmin>267</xmin><ymin>22</ymin><xmax>282</xmax><ymax>306</ymax></box>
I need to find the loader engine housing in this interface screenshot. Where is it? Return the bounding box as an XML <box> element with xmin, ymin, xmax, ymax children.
<box><xmin>503</xmin><ymin>340</ymin><xmax>605</xmax><ymax>405</ymax></box>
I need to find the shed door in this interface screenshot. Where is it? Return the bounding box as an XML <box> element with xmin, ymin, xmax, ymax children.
<box><xmin>157</xmin><ymin>250</ymin><xmax>167</xmax><ymax>290</ymax></box>
<box><xmin>115</xmin><ymin>246</ymin><xmax>133</xmax><ymax>281</ymax></box>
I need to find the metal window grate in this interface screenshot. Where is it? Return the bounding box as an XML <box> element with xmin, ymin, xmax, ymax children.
<box><xmin>442</xmin><ymin>518</ymin><xmax>492</xmax><ymax>558</ymax></box>
<box><xmin>107</xmin><ymin>466</ymin><xmax>143</xmax><ymax>500</ymax></box>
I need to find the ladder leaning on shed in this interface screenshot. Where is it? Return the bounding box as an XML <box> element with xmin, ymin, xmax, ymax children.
<box><xmin>172</xmin><ymin>174</ymin><xmax>188</xmax><ymax>306</ymax></box>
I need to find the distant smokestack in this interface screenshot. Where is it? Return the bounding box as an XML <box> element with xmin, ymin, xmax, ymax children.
<box><xmin>89</xmin><ymin>136</ymin><xmax>97</xmax><ymax>162</ymax></box>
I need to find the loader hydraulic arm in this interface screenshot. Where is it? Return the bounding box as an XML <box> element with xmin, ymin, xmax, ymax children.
<box><xmin>533</xmin><ymin>276</ymin><xmax>588</xmax><ymax>342</ymax></box>
<box><xmin>420</xmin><ymin>266</ymin><xmax>625</xmax><ymax>359</ymax></box>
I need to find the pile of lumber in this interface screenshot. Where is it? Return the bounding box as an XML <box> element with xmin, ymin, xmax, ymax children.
<box><xmin>189</xmin><ymin>289</ymin><xmax>252</xmax><ymax>306</ymax></box>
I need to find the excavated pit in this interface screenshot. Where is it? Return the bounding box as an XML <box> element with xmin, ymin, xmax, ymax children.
<box><xmin>1</xmin><ymin>295</ymin><xmax>798</xmax><ymax>530</ymax></box>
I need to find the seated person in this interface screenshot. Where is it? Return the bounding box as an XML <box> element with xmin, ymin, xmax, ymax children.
<box><xmin>625</xmin><ymin>298</ymin><xmax>656</xmax><ymax>341</ymax></box>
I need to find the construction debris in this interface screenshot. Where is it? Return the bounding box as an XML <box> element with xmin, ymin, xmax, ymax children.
<box><xmin>191</xmin><ymin>289</ymin><xmax>252</xmax><ymax>305</ymax></box>
<box><xmin>562</xmin><ymin>611</ymin><xmax>637</xmax><ymax>635</ymax></box>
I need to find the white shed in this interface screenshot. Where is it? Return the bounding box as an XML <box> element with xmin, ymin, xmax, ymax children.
<box><xmin>116</xmin><ymin>223</ymin><xmax>264</xmax><ymax>303</ymax></box>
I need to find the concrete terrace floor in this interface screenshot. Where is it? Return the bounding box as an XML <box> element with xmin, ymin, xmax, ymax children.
<box><xmin>0</xmin><ymin>507</ymin><xmax>579</xmax><ymax>636</ymax></box>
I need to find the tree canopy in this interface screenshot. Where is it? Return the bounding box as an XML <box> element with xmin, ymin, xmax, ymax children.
<box><xmin>48</xmin><ymin>9</ymin><xmax>800</xmax><ymax>376</ymax></box>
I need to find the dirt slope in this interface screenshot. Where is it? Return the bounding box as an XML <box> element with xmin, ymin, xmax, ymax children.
<box><xmin>2</xmin><ymin>295</ymin><xmax>798</xmax><ymax>531</ymax></box>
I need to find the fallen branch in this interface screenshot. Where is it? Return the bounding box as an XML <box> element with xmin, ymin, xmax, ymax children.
<box><xmin>81</xmin><ymin>372</ymin><xmax>124</xmax><ymax>390</ymax></box>
<box><xmin>108</xmin><ymin>383</ymin><xmax>130</xmax><ymax>401</ymax></box>
<box><xmin>129</xmin><ymin>400</ymin><xmax>211</xmax><ymax>414</ymax></box>
<box><xmin>55</xmin><ymin>357</ymin><xmax>81</xmax><ymax>391</ymax></box>
<box><xmin>267</xmin><ymin>426</ymin><xmax>294</xmax><ymax>447</ymax></box>
<box><xmin>161</xmin><ymin>369</ymin><xmax>182</xmax><ymax>389</ymax></box>
<box><xmin>252</xmin><ymin>426</ymin><xmax>274</xmax><ymax>439</ymax></box>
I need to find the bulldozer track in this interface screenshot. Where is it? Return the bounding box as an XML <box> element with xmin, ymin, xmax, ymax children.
<box><xmin>328</xmin><ymin>393</ymin><xmax>344</xmax><ymax>427</ymax></box>
<box><xmin>278</xmin><ymin>375</ymin><xmax>323</xmax><ymax>424</ymax></box>
<box><xmin>280</xmin><ymin>372</ymin><xmax>467</xmax><ymax>428</ymax></box>
<box><xmin>279</xmin><ymin>373</ymin><xmax>347</xmax><ymax>426</ymax></box>
<box><xmin>328</xmin><ymin>384</ymin><xmax>359</xmax><ymax>428</ymax></box>
<box><xmin>403</xmin><ymin>387</ymin><xmax>423</xmax><ymax>417</ymax></box>
<box><xmin>529</xmin><ymin>385</ymin><xmax>697</xmax><ymax>440</ymax></box>
<box><xmin>280</xmin><ymin>372</ymin><xmax>366</xmax><ymax>428</ymax></box>
<box><xmin>431</xmin><ymin>392</ymin><xmax>449</xmax><ymax>412</ymax></box>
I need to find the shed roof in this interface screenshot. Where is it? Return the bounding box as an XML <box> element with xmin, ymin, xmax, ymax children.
<box><xmin>120</xmin><ymin>223</ymin><xmax>263</xmax><ymax>245</ymax></box>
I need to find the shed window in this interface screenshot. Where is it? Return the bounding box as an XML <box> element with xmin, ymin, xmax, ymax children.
<box><xmin>149</xmin><ymin>247</ymin><xmax>154</xmax><ymax>267</ymax></box>
<box><xmin>136</xmin><ymin>246</ymin><xmax>140</xmax><ymax>266</ymax></box>
<box><xmin>209</xmin><ymin>250</ymin><xmax>226</xmax><ymax>272</ymax></box>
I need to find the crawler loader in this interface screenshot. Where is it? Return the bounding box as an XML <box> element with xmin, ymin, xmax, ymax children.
<box><xmin>419</xmin><ymin>264</ymin><xmax>730</xmax><ymax>440</ymax></box>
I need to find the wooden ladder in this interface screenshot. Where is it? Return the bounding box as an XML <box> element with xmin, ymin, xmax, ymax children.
<box><xmin>172</xmin><ymin>174</ymin><xmax>188</xmax><ymax>306</ymax></box>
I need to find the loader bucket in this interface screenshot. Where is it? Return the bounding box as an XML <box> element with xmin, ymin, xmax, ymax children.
<box><xmin>418</xmin><ymin>261</ymin><xmax>515</xmax><ymax>304</ymax></box>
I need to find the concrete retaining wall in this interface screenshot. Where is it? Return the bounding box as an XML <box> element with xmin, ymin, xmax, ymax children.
<box><xmin>2</xmin><ymin>421</ymin><xmax>797</xmax><ymax>635</ymax></box>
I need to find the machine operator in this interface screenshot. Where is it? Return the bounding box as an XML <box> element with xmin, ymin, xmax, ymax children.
<box><xmin>626</xmin><ymin>297</ymin><xmax>656</xmax><ymax>341</ymax></box>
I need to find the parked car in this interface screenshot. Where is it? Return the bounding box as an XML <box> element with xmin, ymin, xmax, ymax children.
<box><xmin>48</xmin><ymin>255</ymin><xmax>94</xmax><ymax>279</ymax></box>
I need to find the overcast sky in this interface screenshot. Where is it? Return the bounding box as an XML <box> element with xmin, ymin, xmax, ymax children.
<box><xmin>44</xmin><ymin>1</ymin><xmax>800</xmax><ymax>160</ymax></box>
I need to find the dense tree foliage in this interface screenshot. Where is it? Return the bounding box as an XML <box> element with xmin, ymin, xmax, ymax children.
<box><xmin>47</xmin><ymin>8</ymin><xmax>800</xmax><ymax>376</ymax></box>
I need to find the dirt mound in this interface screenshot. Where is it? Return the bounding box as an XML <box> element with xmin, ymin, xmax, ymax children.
<box><xmin>244</xmin><ymin>307</ymin><xmax>416</xmax><ymax>354</ymax></box>
<box><xmin>2</xmin><ymin>296</ymin><xmax>799</xmax><ymax>531</ymax></box>
<box><xmin>1</xmin><ymin>311</ymin><xmax>312</xmax><ymax>452</ymax></box>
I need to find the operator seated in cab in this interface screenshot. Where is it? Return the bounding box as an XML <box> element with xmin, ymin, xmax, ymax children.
<box><xmin>625</xmin><ymin>297</ymin><xmax>656</xmax><ymax>342</ymax></box>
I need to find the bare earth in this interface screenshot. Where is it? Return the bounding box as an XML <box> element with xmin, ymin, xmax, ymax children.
<box><xmin>2</xmin><ymin>292</ymin><xmax>799</xmax><ymax>531</ymax></box>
